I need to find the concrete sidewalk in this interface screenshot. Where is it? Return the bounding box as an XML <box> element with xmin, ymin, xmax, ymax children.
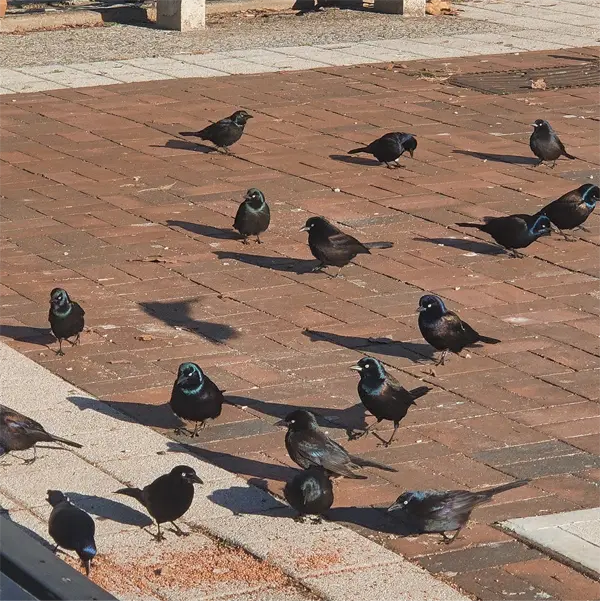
<box><xmin>1</xmin><ymin>0</ymin><xmax>599</xmax><ymax>93</ymax></box>
<box><xmin>0</xmin><ymin>341</ymin><xmax>468</xmax><ymax>601</ymax></box>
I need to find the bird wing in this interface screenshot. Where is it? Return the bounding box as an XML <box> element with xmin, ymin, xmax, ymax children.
<box><xmin>297</xmin><ymin>430</ymin><xmax>355</xmax><ymax>475</ymax></box>
<box><xmin>328</xmin><ymin>231</ymin><xmax>369</xmax><ymax>254</ymax></box>
<box><xmin>72</xmin><ymin>302</ymin><xmax>85</xmax><ymax>318</ymax></box>
<box><xmin>395</xmin><ymin>133</ymin><xmax>416</xmax><ymax>147</ymax></box>
<box><xmin>384</xmin><ymin>371</ymin><xmax>408</xmax><ymax>394</ymax></box>
<box><xmin>3</xmin><ymin>412</ymin><xmax>45</xmax><ymax>437</ymax></box>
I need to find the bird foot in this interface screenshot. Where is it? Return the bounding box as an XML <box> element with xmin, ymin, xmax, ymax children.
<box><xmin>153</xmin><ymin>532</ymin><xmax>165</xmax><ymax>542</ymax></box>
<box><xmin>174</xmin><ymin>427</ymin><xmax>196</xmax><ymax>437</ymax></box>
<box><xmin>308</xmin><ymin>516</ymin><xmax>322</xmax><ymax>524</ymax></box>
<box><xmin>311</xmin><ymin>264</ymin><xmax>325</xmax><ymax>273</ymax></box>
<box><xmin>24</xmin><ymin>457</ymin><xmax>37</xmax><ymax>465</ymax></box>
<box><xmin>347</xmin><ymin>429</ymin><xmax>365</xmax><ymax>441</ymax></box>
<box><xmin>293</xmin><ymin>515</ymin><xmax>307</xmax><ymax>523</ymax></box>
<box><xmin>241</xmin><ymin>237</ymin><xmax>250</xmax><ymax>245</ymax></box>
<box><xmin>56</xmin><ymin>348</ymin><xmax>65</xmax><ymax>357</ymax></box>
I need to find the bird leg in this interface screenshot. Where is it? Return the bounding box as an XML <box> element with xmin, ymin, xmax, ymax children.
<box><xmin>241</xmin><ymin>236</ymin><xmax>250</xmax><ymax>245</ymax></box>
<box><xmin>24</xmin><ymin>446</ymin><xmax>37</xmax><ymax>465</ymax></box>
<box><xmin>170</xmin><ymin>521</ymin><xmax>189</xmax><ymax>537</ymax></box>
<box><xmin>348</xmin><ymin>419</ymin><xmax>381</xmax><ymax>441</ymax></box>
<box><xmin>311</xmin><ymin>263</ymin><xmax>325</xmax><ymax>273</ymax></box>
<box><xmin>174</xmin><ymin>425</ymin><xmax>196</xmax><ymax>437</ymax></box>
<box><xmin>509</xmin><ymin>249</ymin><xmax>524</xmax><ymax>259</ymax></box>
<box><xmin>441</xmin><ymin>528</ymin><xmax>462</xmax><ymax>544</ymax></box>
<box><xmin>577</xmin><ymin>225</ymin><xmax>591</xmax><ymax>233</ymax></box>
<box><xmin>67</xmin><ymin>333</ymin><xmax>81</xmax><ymax>347</ymax></box>
<box><xmin>255</xmin><ymin>235</ymin><xmax>261</xmax><ymax>244</ymax></box>
<box><xmin>56</xmin><ymin>339</ymin><xmax>65</xmax><ymax>356</ymax></box>
<box><xmin>192</xmin><ymin>420</ymin><xmax>206</xmax><ymax>437</ymax></box>
<box><xmin>534</xmin><ymin>159</ymin><xmax>543</xmax><ymax>168</ymax></box>
<box><xmin>382</xmin><ymin>423</ymin><xmax>400</xmax><ymax>448</ymax></box>
<box><xmin>551</xmin><ymin>160</ymin><xmax>557</xmax><ymax>169</ymax></box>
<box><xmin>293</xmin><ymin>514</ymin><xmax>307</xmax><ymax>523</ymax></box>
<box><xmin>334</xmin><ymin>267</ymin><xmax>345</xmax><ymax>278</ymax></box>
<box><xmin>435</xmin><ymin>350</ymin><xmax>448</xmax><ymax>367</ymax></box>
<box><xmin>153</xmin><ymin>522</ymin><xmax>165</xmax><ymax>542</ymax></box>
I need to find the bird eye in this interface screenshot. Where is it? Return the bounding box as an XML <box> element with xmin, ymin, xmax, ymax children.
<box><xmin>290</xmin><ymin>419</ymin><xmax>295</xmax><ymax>424</ymax></box>
<box><xmin>427</xmin><ymin>303</ymin><xmax>432</xmax><ymax>308</ymax></box>
<box><xmin>403</xmin><ymin>500</ymin><xmax>409</xmax><ymax>505</ymax></box>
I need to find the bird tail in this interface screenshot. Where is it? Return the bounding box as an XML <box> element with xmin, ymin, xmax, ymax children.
<box><xmin>456</xmin><ymin>222</ymin><xmax>482</xmax><ymax>229</ymax></box>
<box><xmin>49</xmin><ymin>434</ymin><xmax>83</xmax><ymax>449</ymax></box>
<box><xmin>478</xmin><ymin>335</ymin><xmax>501</xmax><ymax>344</ymax></box>
<box><xmin>179</xmin><ymin>131</ymin><xmax>200</xmax><ymax>137</ymax></box>
<box><xmin>364</xmin><ymin>242</ymin><xmax>394</xmax><ymax>250</ymax></box>
<box><xmin>477</xmin><ymin>479</ymin><xmax>530</xmax><ymax>500</ymax></box>
<box><xmin>564</xmin><ymin>151</ymin><xmax>577</xmax><ymax>160</ymax></box>
<box><xmin>350</xmin><ymin>455</ymin><xmax>398</xmax><ymax>473</ymax></box>
<box><xmin>348</xmin><ymin>147</ymin><xmax>367</xmax><ymax>155</ymax></box>
<box><xmin>410</xmin><ymin>386</ymin><xmax>432</xmax><ymax>403</ymax></box>
<box><xmin>115</xmin><ymin>487</ymin><xmax>145</xmax><ymax>505</ymax></box>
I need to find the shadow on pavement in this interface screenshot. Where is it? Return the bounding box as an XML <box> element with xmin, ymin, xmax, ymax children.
<box><xmin>66</xmin><ymin>492</ymin><xmax>152</xmax><ymax>528</ymax></box>
<box><xmin>139</xmin><ymin>299</ymin><xmax>239</xmax><ymax>343</ymax></box>
<box><xmin>0</xmin><ymin>324</ymin><xmax>55</xmax><ymax>346</ymax></box>
<box><xmin>414</xmin><ymin>236</ymin><xmax>505</xmax><ymax>256</ymax></box>
<box><xmin>453</xmin><ymin>150</ymin><xmax>538</xmax><ymax>165</ymax></box>
<box><xmin>329</xmin><ymin>153</ymin><xmax>381</xmax><ymax>167</ymax></box>
<box><xmin>166</xmin><ymin>220</ymin><xmax>240</xmax><ymax>240</ymax></box>
<box><xmin>214</xmin><ymin>251</ymin><xmax>318</xmax><ymax>274</ymax></box>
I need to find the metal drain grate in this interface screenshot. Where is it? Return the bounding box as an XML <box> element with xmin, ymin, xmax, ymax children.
<box><xmin>447</xmin><ymin>63</ymin><xmax>600</xmax><ymax>95</ymax></box>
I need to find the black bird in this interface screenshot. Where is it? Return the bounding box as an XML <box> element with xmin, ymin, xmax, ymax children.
<box><xmin>170</xmin><ymin>363</ymin><xmax>224</xmax><ymax>437</ymax></box>
<box><xmin>233</xmin><ymin>188</ymin><xmax>271</xmax><ymax>244</ymax></box>
<box><xmin>530</xmin><ymin>119</ymin><xmax>577</xmax><ymax>167</ymax></box>
<box><xmin>348</xmin><ymin>132</ymin><xmax>417</xmax><ymax>168</ymax></box>
<box><xmin>387</xmin><ymin>479</ymin><xmax>530</xmax><ymax>543</ymax></box>
<box><xmin>349</xmin><ymin>357</ymin><xmax>431</xmax><ymax>447</ymax></box>
<box><xmin>47</xmin><ymin>490</ymin><xmax>96</xmax><ymax>576</ymax></box>
<box><xmin>538</xmin><ymin>184</ymin><xmax>598</xmax><ymax>240</ymax></box>
<box><xmin>300</xmin><ymin>216</ymin><xmax>393</xmax><ymax>276</ymax></box>
<box><xmin>115</xmin><ymin>465</ymin><xmax>203</xmax><ymax>541</ymax></box>
<box><xmin>180</xmin><ymin>110</ymin><xmax>253</xmax><ymax>154</ymax></box>
<box><xmin>284</xmin><ymin>467</ymin><xmax>334</xmax><ymax>522</ymax></box>
<box><xmin>456</xmin><ymin>213</ymin><xmax>552</xmax><ymax>257</ymax></box>
<box><xmin>48</xmin><ymin>288</ymin><xmax>85</xmax><ymax>356</ymax></box>
<box><xmin>418</xmin><ymin>295</ymin><xmax>500</xmax><ymax>367</ymax></box>
<box><xmin>276</xmin><ymin>409</ymin><xmax>397</xmax><ymax>479</ymax></box>
<box><xmin>0</xmin><ymin>404</ymin><xmax>82</xmax><ymax>464</ymax></box>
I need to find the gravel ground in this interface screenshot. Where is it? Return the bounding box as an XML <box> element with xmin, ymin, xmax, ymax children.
<box><xmin>0</xmin><ymin>8</ymin><xmax>510</xmax><ymax>67</ymax></box>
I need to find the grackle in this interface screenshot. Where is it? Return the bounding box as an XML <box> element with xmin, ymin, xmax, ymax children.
<box><xmin>47</xmin><ymin>490</ymin><xmax>96</xmax><ymax>576</ymax></box>
<box><xmin>284</xmin><ymin>467</ymin><xmax>334</xmax><ymax>522</ymax></box>
<box><xmin>388</xmin><ymin>479</ymin><xmax>530</xmax><ymax>543</ymax></box>
<box><xmin>48</xmin><ymin>288</ymin><xmax>85</xmax><ymax>356</ymax></box>
<box><xmin>276</xmin><ymin>409</ymin><xmax>397</xmax><ymax>479</ymax></box>
<box><xmin>530</xmin><ymin>119</ymin><xmax>577</xmax><ymax>167</ymax></box>
<box><xmin>539</xmin><ymin>184</ymin><xmax>598</xmax><ymax>240</ymax></box>
<box><xmin>456</xmin><ymin>213</ymin><xmax>551</xmax><ymax>257</ymax></box>
<box><xmin>0</xmin><ymin>404</ymin><xmax>82</xmax><ymax>464</ymax></box>
<box><xmin>417</xmin><ymin>295</ymin><xmax>500</xmax><ymax>367</ymax></box>
<box><xmin>170</xmin><ymin>363</ymin><xmax>224</xmax><ymax>437</ymax></box>
<box><xmin>180</xmin><ymin>110</ymin><xmax>252</xmax><ymax>154</ymax></box>
<box><xmin>233</xmin><ymin>188</ymin><xmax>271</xmax><ymax>244</ymax></box>
<box><xmin>115</xmin><ymin>465</ymin><xmax>203</xmax><ymax>541</ymax></box>
<box><xmin>348</xmin><ymin>132</ymin><xmax>417</xmax><ymax>168</ymax></box>
<box><xmin>349</xmin><ymin>357</ymin><xmax>431</xmax><ymax>447</ymax></box>
<box><xmin>300</xmin><ymin>216</ymin><xmax>393</xmax><ymax>277</ymax></box>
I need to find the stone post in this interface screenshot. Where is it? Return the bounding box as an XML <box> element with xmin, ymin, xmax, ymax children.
<box><xmin>373</xmin><ymin>0</ymin><xmax>426</xmax><ymax>16</ymax></box>
<box><xmin>156</xmin><ymin>0</ymin><xmax>205</xmax><ymax>31</ymax></box>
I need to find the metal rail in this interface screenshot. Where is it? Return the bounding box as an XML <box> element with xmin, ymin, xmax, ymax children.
<box><xmin>0</xmin><ymin>515</ymin><xmax>117</xmax><ymax>601</ymax></box>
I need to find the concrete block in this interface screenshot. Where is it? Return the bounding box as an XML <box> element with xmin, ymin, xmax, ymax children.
<box><xmin>174</xmin><ymin>54</ymin><xmax>280</xmax><ymax>74</ymax></box>
<box><xmin>18</xmin><ymin>64</ymin><xmax>120</xmax><ymax>87</ymax></box>
<box><xmin>157</xmin><ymin>0</ymin><xmax>205</xmax><ymax>31</ymax></box>
<box><xmin>69</xmin><ymin>61</ymin><xmax>176</xmax><ymax>83</ymax></box>
<box><xmin>374</xmin><ymin>0</ymin><xmax>425</xmax><ymax>16</ymax></box>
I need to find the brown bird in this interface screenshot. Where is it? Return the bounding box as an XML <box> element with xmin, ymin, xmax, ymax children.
<box><xmin>0</xmin><ymin>404</ymin><xmax>82</xmax><ymax>464</ymax></box>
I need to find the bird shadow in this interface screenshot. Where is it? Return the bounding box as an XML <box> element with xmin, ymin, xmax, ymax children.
<box><xmin>139</xmin><ymin>299</ymin><xmax>239</xmax><ymax>343</ymax></box>
<box><xmin>414</xmin><ymin>236</ymin><xmax>505</xmax><ymax>256</ymax></box>
<box><xmin>453</xmin><ymin>150</ymin><xmax>538</xmax><ymax>165</ymax></box>
<box><xmin>302</xmin><ymin>329</ymin><xmax>435</xmax><ymax>362</ymax></box>
<box><xmin>208</xmin><ymin>484</ymin><xmax>291</xmax><ymax>517</ymax></box>
<box><xmin>329</xmin><ymin>154</ymin><xmax>380</xmax><ymax>167</ymax></box>
<box><xmin>166</xmin><ymin>442</ymin><xmax>298</xmax><ymax>482</ymax></box>
<box><xmin>1</xmin><ymin>511</ymin><xmax>55</xmax><ymax>549</ymax></box>
<box><xmin>328</xmin><ymin>505</ymin><xmax>417</xmax><ymax>536</ymax></box>
<box><xmin>166</xmin><ymin>220</ymin><xmax>240</xmax><ymax>241</ymax></box>
<box><xmin>66</xmin><ymin>492</ymin><xmax>152</xmax><ymax>528</ymax></box>
<box><xmin>0</xmin><ymin>324</ymin><xmax>55</xmax><ymax>346</ymax></box>
<box><xmin>227</xmin><ymin>394</ymin><xmax>367</xmax><ymax>432</ymax></box>
<box><xmin>154</xmin><ymin>139</ymin><xmax>216</xmax><ymax>153</ymax></box>
<box><xmin>67</xmin><ymin>395</ymin><xmax>183</xmax><ymax>431</ymax></box>
<box><xmin>213</xmin><ymin>251</ymin><xmax>318</xmax><ymax>274</ymax></box>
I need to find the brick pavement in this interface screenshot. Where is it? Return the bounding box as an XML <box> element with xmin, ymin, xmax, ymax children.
<box><xmin>1</xmin><ymin>47</ymin><xmax>599</xmax><ymax>600</ymax></box>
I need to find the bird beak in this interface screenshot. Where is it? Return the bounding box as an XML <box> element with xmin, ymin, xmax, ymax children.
<box><xmin>387</xmin><ymin>501</ymin><xmax>401</xmax><ymax>512</ymax></box>
<box><xmin>190</xmin><ymin>474</ymin><xmax>204</xmax><ymax>485</ymax></box>
<box><xmin>531</xmin><ymin>123</ymin><xmax>537</xmax><ymax>127</ymax></box>
<box><xmin>299</xmin><ymin>226</ymin><xmax>309</xmax><ymax>232</ymax></box>
<box><xmin>409</xmin><ymin>150</ymin><xmax>414</xmax><ymax>158</ymax></box>
<box><xmin>416</xmin><ymin>306</ymin><xmax>426</xmax><ymax>313</ymax></box>
<box><xmin>274</xmin><ymin>419</ymin><xmax>288</xmax><ymax>427</ymax></box>
<box><xmin>83</xmin><ymin>558</ymin><xmax>91</xmax><ymax>576</ymax></box>
<box><xmin>349</xmin><ymin>365</ymin><xmax>362</xmax><ymax>372</ymax></box>
<box><xmin>247</xmin><ymin>114</ymin><xmax>253</xmax><ymax>119</ymax></box>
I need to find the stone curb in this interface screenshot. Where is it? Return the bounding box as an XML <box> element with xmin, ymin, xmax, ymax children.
<box><xmin>0</xmin><ymin>341</ymin><xmax>469</xmax><ymax>601</ymax></box>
